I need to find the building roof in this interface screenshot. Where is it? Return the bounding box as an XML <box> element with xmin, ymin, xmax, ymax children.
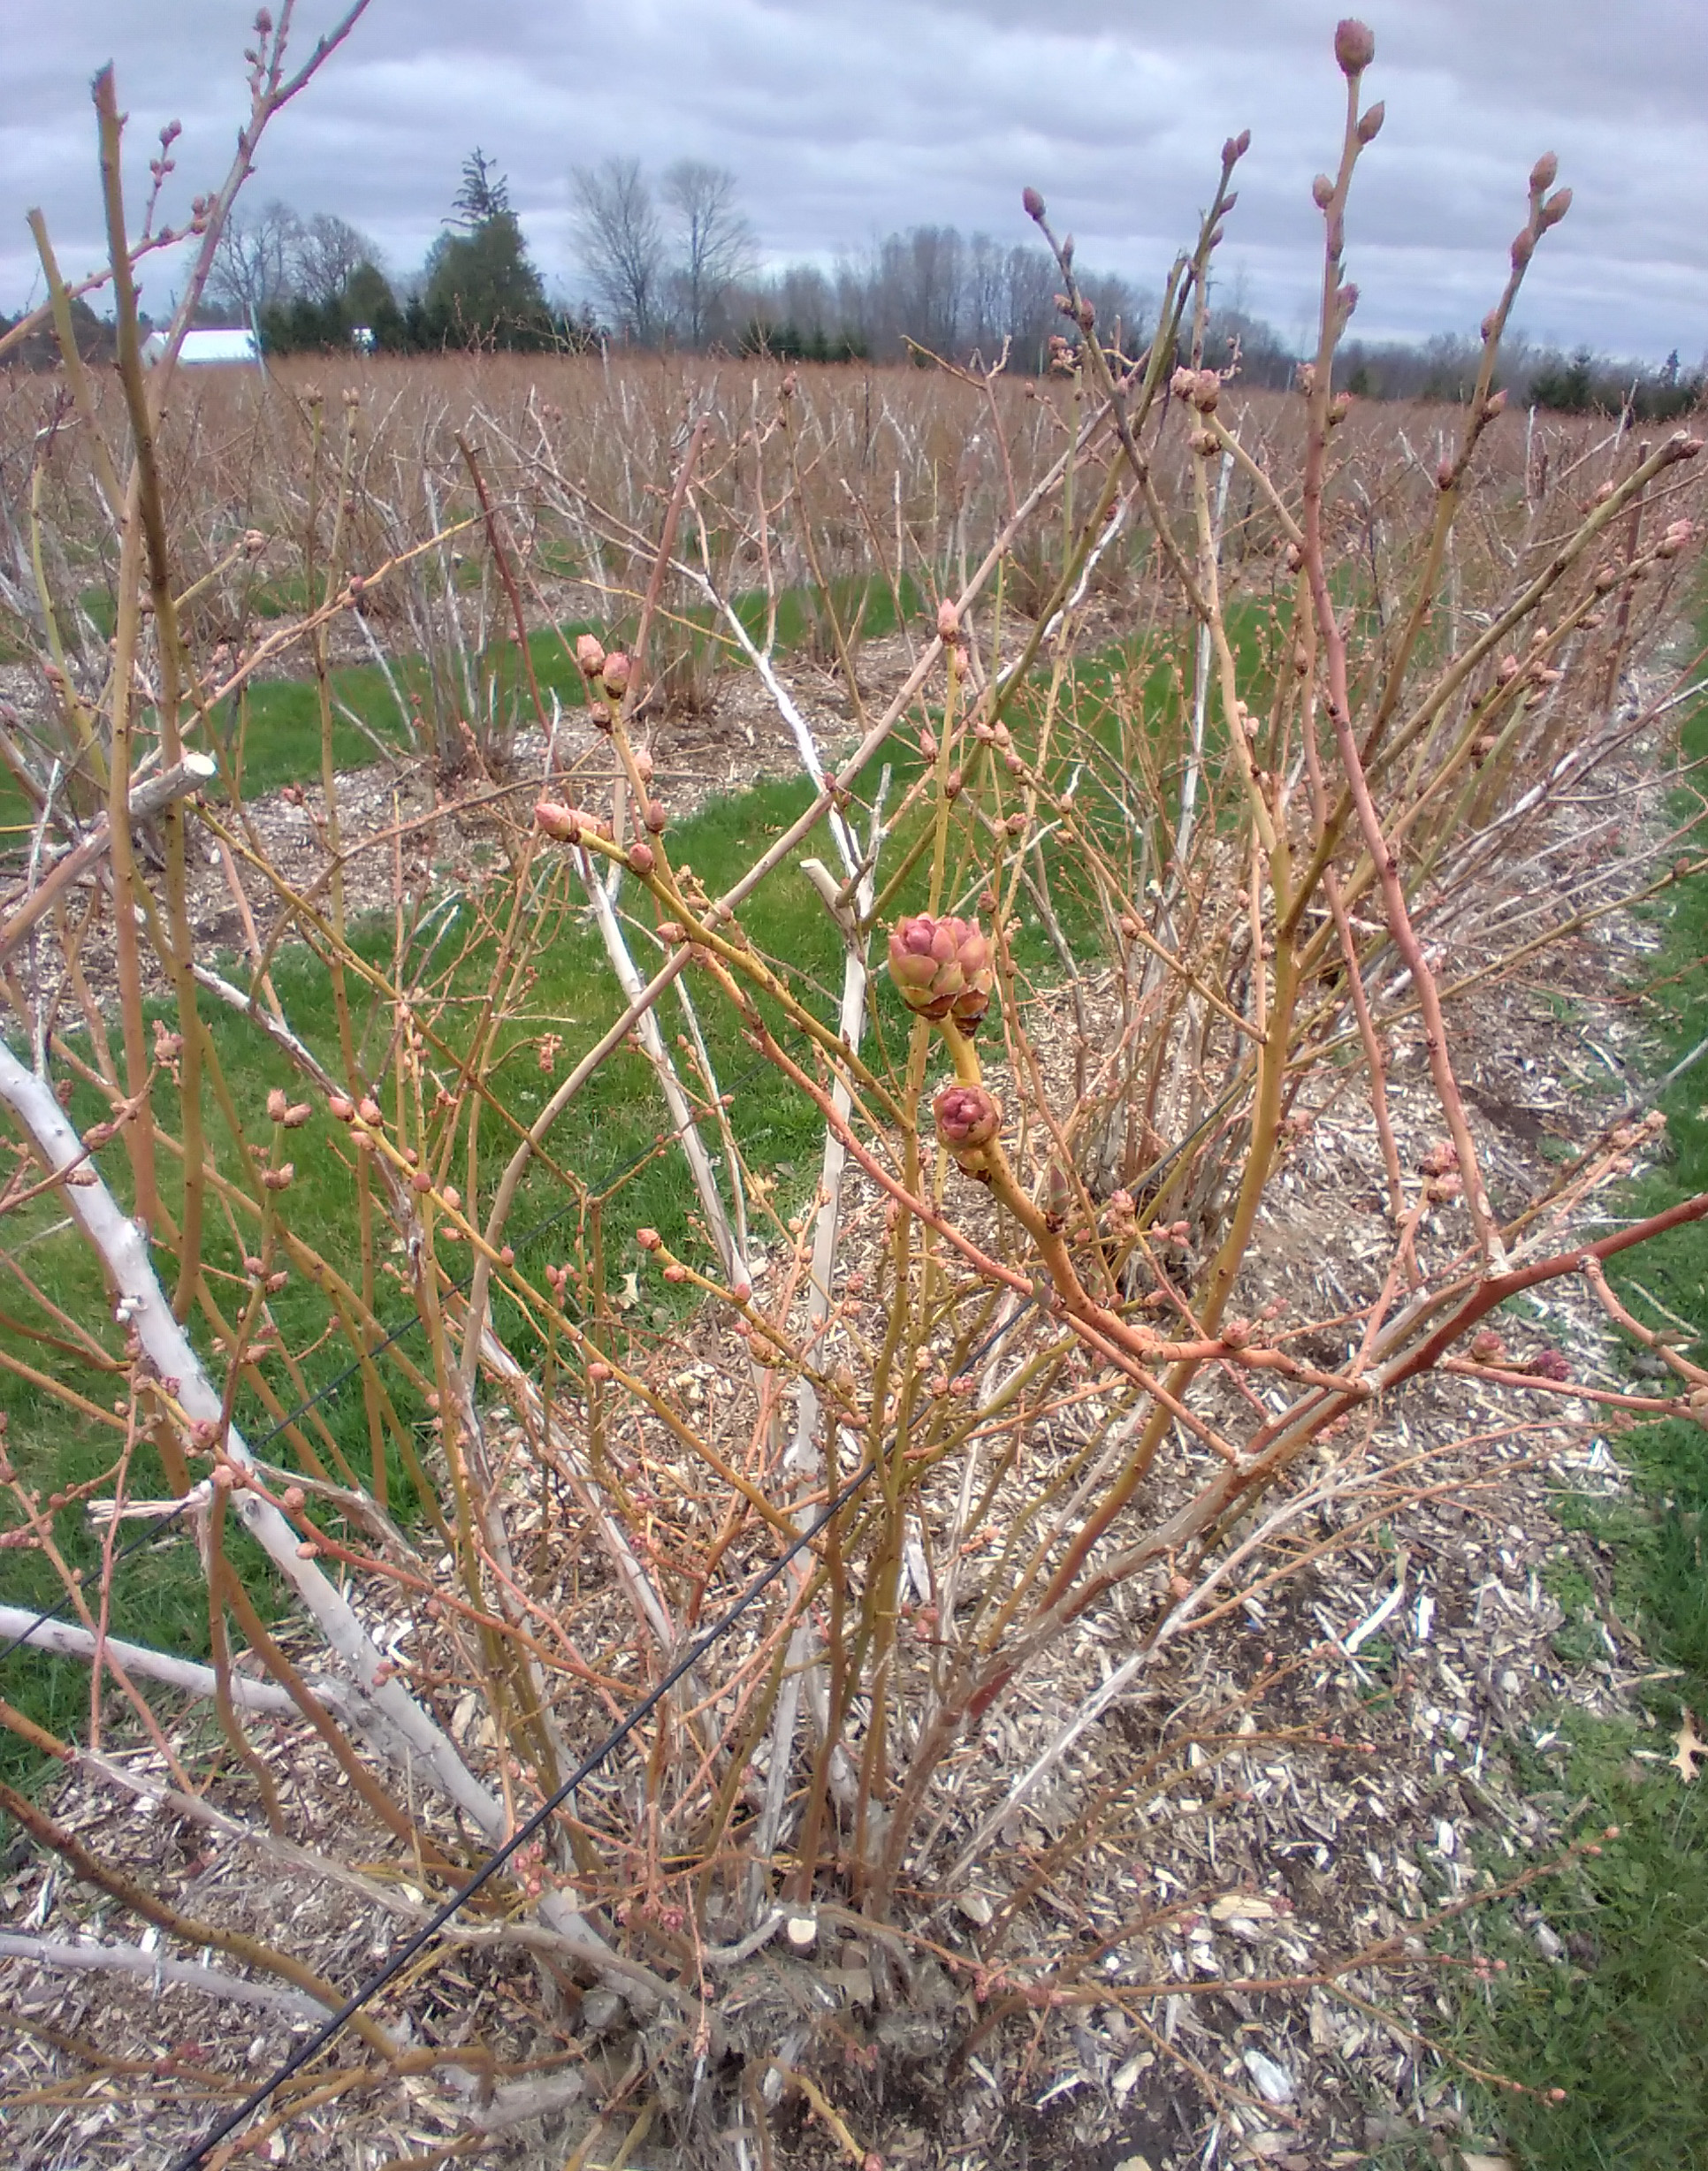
<box><xmin>141</xmin><ymin>328</ymin><xmax>262</xmax><ymax>366</ymax></box>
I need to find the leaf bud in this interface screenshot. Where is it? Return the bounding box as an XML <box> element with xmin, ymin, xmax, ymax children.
<box><xmin>1223</xmin><ymin>128</ymin><xmax>1252</xmax><ymax>164</ymax></box>
<box><xmin>1022</xmin><ymin>185</ymin><xmax>1045</xmax><ymax>220</ymax></box>
<box><xmin>1529</xmin><ymin>152</ymin><xmax>1559</xmax><ymax>194</ymax></box>
<box><xmin>1357</xmin><ymin>101</ymin><xmax>1384</xmax><ymax>143</ymax></box>
<box><xmin>1312</xmin><ymin>172</ymin><xmax>1336</xmax><ymax>209</ymax></box>
<box><xmin>1540</xmin><ymin>187</ymin><xmax>1572</xmax><ymax>229</ymax></box>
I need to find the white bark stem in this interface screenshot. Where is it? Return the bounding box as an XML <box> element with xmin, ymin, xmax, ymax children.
<box><xmin>0</xmin><ymin>1928</ymin><xmax>326</xmax><ymax>2022</ymax></box>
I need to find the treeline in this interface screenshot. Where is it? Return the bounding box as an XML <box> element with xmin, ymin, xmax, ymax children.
<box><xmin>1335</xmin><ymin>332</ymin><xmax>1704</xmax><ymax>420</ymax></box>
<box><xmin>210</xmin><ymin>156</ymin><xmax>599</xmax><ymax>356</ymax></box>
<box><xmin>11</xmin><ymin>140</ymin><xmax>1702</xmax><ymax>411</ymax></box>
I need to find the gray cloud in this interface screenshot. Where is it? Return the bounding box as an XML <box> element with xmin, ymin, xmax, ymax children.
<box><xmin>4</xmin><ymin>0</ymin><xmax>1704</xmax><ymax>359</ymax></box>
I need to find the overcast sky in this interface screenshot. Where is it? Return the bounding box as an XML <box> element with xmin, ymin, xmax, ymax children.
<box><xmin>5</xmin><ymin>1</ymin><xmax>1705</xmax><ymax>361</ymax></box>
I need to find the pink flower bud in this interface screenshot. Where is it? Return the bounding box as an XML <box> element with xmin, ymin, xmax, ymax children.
<box><xmin>328</xmin><ymin>1094</ymin><xmax>355</xmax><ymax>1123</ymax></box>
<box><xmin>266</xmin><ymin>1088</ymin><xmax>289</xmax><ymax>1123</ymax></box>
<box><xmin>887</xmin><ymin>914</ymin><xmax>995</xmax><ymax>1025</ymax></box>
<box><xmin>1539</xmin><ymin>187</ymin><xmax>1572</xmax><ymax>229</ymax></box>
<box><xmin>1170</xmin><ymin>365</ymin><xmax>1198</xmax><ymax>401</ymax></box>
<box><xmin>1022</xmin><ymin>186</ymin><xmax>1045</xmax><ymax>220</ymax></box>
<box><xmin>575</xmin><ymin>633</ymin><xmax>606</xmax><ymax>678</ymax></box>
<box><xmin>1334</xmin><ymin>18</ymin><xmax>1375</xmax><ymax>73</ymax></box>
<box><xmin>535</xmin><ymin>799</ymin><xmax>583</xmax><ymax>842</ymax></box>
<box><xmin>1529</xmin><ymin>152</ymin><xmax>1559</xmax><ymax>194</ymax></box>
<box><xmin>637</xmin><ymin>1227</ymin><xmax>662</xmax><ymax>1252</ymax></box>
<box><xmin>644</xmin><ymin>798</ymin><xmax>667</xmax><ymax>832</ymax></box>
<box><xmin>937</xmin><ymin>598</ymin><xmax>960</xmax><ymax>641</ymax></box>
<box><xmin>934</xmin><ymin>1082</ymin><xmax>1003</xmax><ymax>1154</ymax></box>
<box><xmin>1223</xmin><ymin>129</ymin><xmax>1251</xmax><ymax>164</ymax></box>
<box><xmin>1511</xmin><ymin>229</ymin><xmax>1535</xmax><ymax>270</ymax></box>
<box><xmin>600</xmin><ymin>651</ymin><xmax>632</xmax><ymax>697</ymax></box>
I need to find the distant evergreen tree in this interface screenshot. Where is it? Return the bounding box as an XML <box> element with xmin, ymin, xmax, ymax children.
<box><xmin>423</xmin><ymin>154</ymin><xmax>552</xmax><ymax>348</ymax></box>
<box><xmin>450</xmin><ymin>149</ymin><xmax>511</xmax><ymax>230</ymax></box>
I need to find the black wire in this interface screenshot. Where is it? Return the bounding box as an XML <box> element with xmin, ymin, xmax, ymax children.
<box><xmin>169</xmin><ymin>1451</ymin><xmax>879</xmax><ymax>2171</ymax></box>
<box><xmin>168</xmin><ymin>1292</ymin><xmax>1039</xmax><ymax>2171</ymax></box>
<box><xmin>0</xmin><ymin>1504</ymin><xmax>194</xmax><ymax>1669</ymax></box>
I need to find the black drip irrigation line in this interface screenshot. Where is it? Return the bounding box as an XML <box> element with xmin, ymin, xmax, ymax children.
<box><xmin>0</xmin><ymin>1056</ymin><xmax>772</xmax><ymax>1674</ymax></box>
<box><xmin>170</xmin><ymin>1294</ymin><xmax>1038</xmax><ymax>2171</ymax></box>
<box><xmin>0</xmin><ymin>1504</ymin><xmax>196</xmax><ymax>1669</ymax></box>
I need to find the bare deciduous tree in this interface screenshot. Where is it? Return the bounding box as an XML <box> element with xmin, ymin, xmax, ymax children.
<box><xmin>206</xmin><ymin>197</ymin><xmax>301</xmax><ymax>316</ymax></box>
<box><xmin>661</xmin><ymin>159</ymin><xmax>755</xmax><ymax>348</ymax></box>
<box><xmin>571</xmin><ymin>156</ymin><xmax>667</xmax><ymax>346</ymax></box>
<box><xmin>292</xmin><ymin>211</ymin><xmax>379</xmax><ymax>307</ymax></box>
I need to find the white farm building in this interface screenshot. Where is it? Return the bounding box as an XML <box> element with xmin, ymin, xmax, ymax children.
<box><xmin>140</xmin><ymin>328</ymin><xmax>263</xmax><ymax>367</ymax></box>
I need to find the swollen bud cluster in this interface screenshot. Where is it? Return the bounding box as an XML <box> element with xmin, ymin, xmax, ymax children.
<box><xmin>933</xmin><ymin>1083</ymin><xmax>1003</xmax><ymax>1160</ymax></box>
<box><xmin>1334</xmin><ymin>18</ymin><xmax>1375</xmax><ymax>74</ymax></box>
<box><xmin>887</xmin><ymin>914</ymin><xmax>994</xmax><ymax>1027</ymax></box>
